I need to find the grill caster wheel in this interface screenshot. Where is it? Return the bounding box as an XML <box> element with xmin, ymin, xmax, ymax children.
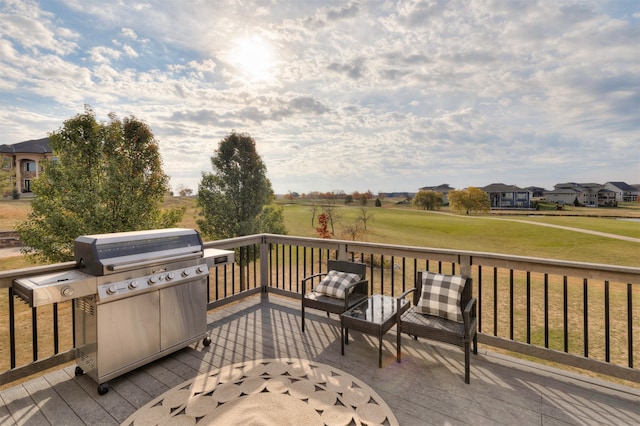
<box><xmin>203</xmin><ymin>336</ymin><xmax>211</xmax><ymax>347</ymax></box>
<box><xmin>75</xmin><ymin>366</ymin><xmax>84</xmax><ymax>376</ymax></box>
<box><xmin>98</xmin><ymin>383</ymin><xmax>109</xmax><ymax>395</ymax></box>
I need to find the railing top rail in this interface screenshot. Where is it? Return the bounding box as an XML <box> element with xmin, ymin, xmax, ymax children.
<box><xmin>2</xmin><ymin>234</ymin><xmax>639</xmax><ymax>287</ymax></box>
<box><xmin>258</xmin><ymin>233</ymin><xmax>640</xmax><ymax>283</ymax></box>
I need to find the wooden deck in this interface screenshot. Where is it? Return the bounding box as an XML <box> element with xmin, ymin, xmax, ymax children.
<box><xmin>1</xmin><ymin>294</ymin><xmax>639</xmax><ymax>425</ymax></box>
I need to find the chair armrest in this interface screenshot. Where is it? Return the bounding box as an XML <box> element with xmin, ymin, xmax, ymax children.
<box><xmin>463</xmin><ymin>297</ymin><xmax>477</xmax><ymax>336</ymax></box>
<box><xmin>398</xmin><ymin>287</ymin><xmax>417</xmax><ymax>300</ymax></box>
<box><xmin>344</xmin><ymin>279</ymin><xmax>368</xmax><ymax>298</ymax></box>
<box><xmin>396</xmin><ymin>288</ymin><xmax>417</xmax><ymax>319</ymax></box>
<box><xmin>301</xmin><ymin>272</ymin><xmax>326</xmax><ymax>294</ymax></box>
<box><xmin>343</xmin><ymin>279</ymin><xmax>368</xmax><ymax>309</ymax></box>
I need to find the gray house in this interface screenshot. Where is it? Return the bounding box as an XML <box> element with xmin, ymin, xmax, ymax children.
<box><xmin>482</xmin><ymin>183</ymin><xmax>532</xmax><ymax>209</ymax></box>
<box><xmin>544</xmin><ymin>182</ymin><xmax>623</xmax><ymax>207</ymax></box>
<box><xmin>604</xmin><ymin>182</ymin><xmax>639</xmax><ymax>203</ymax></box>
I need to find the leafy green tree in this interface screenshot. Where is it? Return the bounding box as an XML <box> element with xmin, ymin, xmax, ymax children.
<box><xmin>197</xmin><ymin>131</ymin><xmax>285</xmax><ymax>291</ymax></box>
<box><xmin>197</xmin><ymin>131</ymin><xmax>285</xmax><ymax>239</ymax></box>
<box><xmin>448</xmin><ymin>187</ymin><xmax>490</xmax><ymax>214</ymax></box>
<box><xmin>412</xmin><ymin>190</ymin><xmax>443</xmax><ymax>210</ymax></box>
<box><xmin>0</xmin><ymin>159</ymin><xmax>13</xmax><ymax>197</ymax></box>
<box><xmin>17</xmin><ymin>107</ymin><xmax>183</xmax><ymax>263</ymax></box>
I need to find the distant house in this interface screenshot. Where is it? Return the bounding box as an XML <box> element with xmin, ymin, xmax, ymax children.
<box><xmin>482</xmin><ymin>183</ymin><xmax>532</xmax><ymax>209</ymax></box>
<box><xmin>544</xmin><ymin>182</ymin><xmax>617</xmax><ymax>207</ymax></box>
<box><xmin>604</xmin><ymin>182</ymin><xmax>639</xmax><ymax>203</ymax></box>
<box><xmin>418</xmin><ymin>184</ymin><xmax>455</xmax><ymax>205</ymax></box>
<box><xmin>525</xmin><ymin>186</ymin><xmax>546</xmax><ymax>198</ymax></box>
<box><xmin>0</xmin><ymin>137</ymin><xmax>53</xmax><ymax>194</ymax></box>
<box><xmin>597</xmin><ymin>188</ymin><xmax>617</xmax><ymax>206</ymax></box>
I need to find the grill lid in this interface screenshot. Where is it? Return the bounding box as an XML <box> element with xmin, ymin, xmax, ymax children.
<box><xmin>74</xmin><ymin>228</ymin><xmax>204</xmax><ymax>276</ymax></box>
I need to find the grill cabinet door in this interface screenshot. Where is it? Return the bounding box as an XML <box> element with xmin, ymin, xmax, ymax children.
<box><xmin>97</xmin><ymin>291</ymin><xmax>161</xmax><ymax>377</ymax></box>
<box><xmin>160</xmin><ymin>279</ymin><xmax>207</xmax><ymax>350</ymax></box>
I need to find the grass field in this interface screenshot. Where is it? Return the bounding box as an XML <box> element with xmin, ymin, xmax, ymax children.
<box><xmin>1</xmin><ymin>196</ymin><xmax>639</xmax><ymax>388</ymax></box>
<box><xmin>277</xmin><ymin>200</ymin><xmax>640</xmax><ymax>266</ymax></box>
<box><xmin>2</xmin><ymin>197</ymin><xmax>639</xmax><ymax>267</ymax></box>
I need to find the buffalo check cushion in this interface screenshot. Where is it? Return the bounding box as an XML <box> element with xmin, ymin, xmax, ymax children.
<box><xmin>416</xmin><ymin>272</ymin><xmax>465</xmax><ymax>323</ymax></box>
<box><xmin>314</xmin><ymin>270</ymin><xmax>362</xmax><ymax>299</ymax></box>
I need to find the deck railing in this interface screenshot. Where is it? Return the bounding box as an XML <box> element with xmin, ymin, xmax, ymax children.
<box><xmin>1</xmin><ymin>234</ymin><xmax>638</xmax><ymax>387</ymax></box>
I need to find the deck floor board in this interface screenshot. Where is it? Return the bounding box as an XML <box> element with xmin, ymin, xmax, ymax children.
<box><xmin>1</xmin><ymin>293</ymin><xmax>639</xmax><ymax>425</ymax></box>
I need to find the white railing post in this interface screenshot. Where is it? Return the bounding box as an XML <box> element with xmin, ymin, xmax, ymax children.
<box><xmin>260</xmin><ymin>235</ymin><xmax>269</xmax><ymax>290</ymax></box>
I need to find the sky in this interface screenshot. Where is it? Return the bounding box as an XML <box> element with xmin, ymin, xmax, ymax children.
<box><xmin>1</xmin><ymin>0</ymin><xmax>638</xmax><ymax>195</ymax></box>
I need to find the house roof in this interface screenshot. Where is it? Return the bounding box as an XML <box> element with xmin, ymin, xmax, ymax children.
<box><xmin>544</xmin><ymin>188</ymin><xmax>582</xmax><ymax>195</ymax></box>
<box><xmin>481</xmin><ymin>183</ymin><xmax>527</xmax><ymax>192</ymax></box>
<box><xmin>0</xmin><ymin>137</ymin><xmax>51</xmax><ymax>154</ymax></box>
<box><xmin>606</xmin><ymin>181</ymin><xmax>638</xmax><ymax>192</ymax></box>
<box><xmin>418</xmin><ymin>184</ymin><xmax>455</xmax><ymax>193</ymax></box>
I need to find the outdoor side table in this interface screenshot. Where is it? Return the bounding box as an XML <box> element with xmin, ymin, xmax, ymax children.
<box><xmin>340</xmin><ymin>294</ymin><xmax>410</xmax><ymax>368</ymax></box>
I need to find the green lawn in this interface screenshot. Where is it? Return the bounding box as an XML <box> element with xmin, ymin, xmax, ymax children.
<box><xmin>2</xmin><ymin>197</ymin><xmax>639</xmax><ymax>268</ymax></box>
<box><xmin>279</xmin><ymin>203</ymin><xmax>640</xmax><ymax>267</ymax></box>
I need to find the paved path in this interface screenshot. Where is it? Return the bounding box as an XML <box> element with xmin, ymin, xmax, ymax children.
<box><xmin>428</xmin><ymin>210</ymin><xmax>640</xmax><ymax>243</ymax></box>
<box><xmin>501</xmin><ymin>218</ymin><xmax>640</xmax><ymax>243</ymax></box>
<box><xmin>0</xmin><ymin>247</ymin><xmax>23</xmax><ymax>257</ymax></box>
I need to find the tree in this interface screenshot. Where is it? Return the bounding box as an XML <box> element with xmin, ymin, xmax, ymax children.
<box><xmin>448</xmin><ymin>187</ymin><xmax>490</xmax><ymax>214</ymax></box>
<box><xmin>309</xmin><ymin>202</ymin><xmax>319</xmax><ymax>227</ymax></box>
<box><xmin>0</xmin><ymin>157</ymin><xmax>13</xmax><ymax>197</ymax></box>
<box><xmin>197</xmin><ymin>131</ymin><xmax>285</xmax><ymax>239</ymax></box>
<box><xmin>412</xmin><ymin>190</ymin><xmax>443</xmax><ymax>210</ymax></box>
<box><xmin>177</xmin><ymin>185</ymin><xmax>193</xmax><ymax>197</ymax></box>
<box><xmin>321</xmin><ymin>199</ymin><xmax>341</xmax><ymax>235</ymax></box>
<box><xmin>357</xmin><ymin>205</ymin><xmax>373</xmax><ymax>231</ymax></box>
<box><xmin>340</xmin><ymin>219</ymin><xmax>364</xmax><ymax>241</ymax></box>
<box><xmin>17</xmin><ymin>107</ymin><xmax>183</xmax><ymax>263</ymax></box>
<box><xmin>315</xmin><ymin>213</ymin><xmax>331</xmax><ymax>238</ymax></box>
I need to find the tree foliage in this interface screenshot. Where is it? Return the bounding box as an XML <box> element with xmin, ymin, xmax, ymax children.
<box><xmin>315</xmin><ymin>213</ymin><xmax>331</xmax><ymax>238</ymax></box>
<box><xmin>16</xmin><ymin>107</ymin><xmax>182</xmax><ymax>263</ymax></box>
<box><xmin>0</xmin><ymin>157</ymin><xmax>13</xmax><ymax>197</ymax></box>
<box><xmin>448</xmin><ymin>187</ymin><xmax>490</xmax><ymax>214</ymax></box>
<box><xmin>412</xmin><ymin>190</ymin><xmax>443</xmax><ymax>210</ymax></box>
<box><xmin>197</xmin><ymin>131</ymin><xmax>285</xmax><ymax>240</ymax></box>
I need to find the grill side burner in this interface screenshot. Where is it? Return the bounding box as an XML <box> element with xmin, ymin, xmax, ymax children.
<box><xmin>12</xmin><ymin>228</ymin><xmax>234</xmax><ymax>395</ymax></box>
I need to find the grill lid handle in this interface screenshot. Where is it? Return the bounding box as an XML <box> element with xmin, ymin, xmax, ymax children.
<box><xmin>106</xmin><ymin>250</ymin><xmax>203</xmax><ymax>272</ymax></box>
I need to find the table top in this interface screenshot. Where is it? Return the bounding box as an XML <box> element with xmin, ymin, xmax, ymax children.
<box><xmin>342</xmin><ymin>294</ymin><xmax>408</xmax><ymax>325</ymax></box>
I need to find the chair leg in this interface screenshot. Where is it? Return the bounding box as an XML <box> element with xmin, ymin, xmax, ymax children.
<box><xmin>464</xmin><ymin>341</ymin><xmax>471</xmax><ymax>384</ymax></box>
<box><xmin>301</xmin><ymin>305</ymin><xmax>305</xmax><ymax>332</ymax></box>
<box><xmin>396</xmin><ymin>326</ymin><xmax>401</xmax><ymax>362</ymax></box>
<box><xmin>473</xmin><ymin>332</ymin><xmax>478</xmax><ymax>354</ymax></box>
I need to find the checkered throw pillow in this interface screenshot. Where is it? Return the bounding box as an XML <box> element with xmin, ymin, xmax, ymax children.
<box><xmin>314</xmin><ymin>270</ymin><xmax>362</xmax><ymax>299</ymax></box>
<box><xmin>416</xmin><ymin>272</ymin><xmax>465</xmax><ymax>323</ymax></box>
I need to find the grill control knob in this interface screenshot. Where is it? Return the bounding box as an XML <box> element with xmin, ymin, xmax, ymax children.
<box><xmin>182</xmin><ymin>269</ymin><xmax>191</xmax><ymax>277</ymax></box>
<box><xmin>166</xmin><ymin>272</ymin><xmax>176</xmax><ymax>281</ymax></box>
<box><xmin>148</xmin><ymin>276</ymin><xmax>159</xmax><ymax>285</ymax></box>
<box><xmin>129</xmin><ymin>280</ymin><xmax>139</xmax><ymax>289</ymax></box>
<box><xmin>106</xmin><ymin>285</ymin><xmax>117</xmax><ymax>295</ymax></box>
<box><xmin>197</xmin><ymin>265</ymin><xmax>207</xmax><ymax>274</ymax></box>
<box><xmin>61</xmin><ymin>286</ymin><xmax>74</xmax><ymax>297</ymax></box>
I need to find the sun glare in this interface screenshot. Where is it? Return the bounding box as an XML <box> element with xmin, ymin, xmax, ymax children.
<box><xmin>230</xmin><ymin>36</ymin><xmax>275</xmax><ymax>81</ymax></box>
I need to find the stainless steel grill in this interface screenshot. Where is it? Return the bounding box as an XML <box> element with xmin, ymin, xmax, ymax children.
<box><xmin>13</xmin><ymin>228</ymin><xmax>234</xmax><ymax>395</ymax></box>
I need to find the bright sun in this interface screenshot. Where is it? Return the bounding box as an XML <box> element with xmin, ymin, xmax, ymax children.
<box><xmin>230</xmin><ymin>36</ymin><xmax>275</xmax><ymax>81</ymax></box>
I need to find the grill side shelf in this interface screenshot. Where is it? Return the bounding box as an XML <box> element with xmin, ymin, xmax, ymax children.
<box><xmin>13</xmin><ymin>270</ymin><xmax>97</xmax><ymax>307</ymax></box>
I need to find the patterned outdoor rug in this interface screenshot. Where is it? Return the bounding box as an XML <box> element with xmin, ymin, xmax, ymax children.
<box><xmin>122</xmin><ymin>358</ymin><xmax>399</xmax><ymax>426</ymax></box>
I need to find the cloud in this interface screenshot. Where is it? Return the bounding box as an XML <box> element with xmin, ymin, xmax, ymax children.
<box><xmin>0</xmin><ymin>0</ymin><xmax>638</xmax><ymax>194</ymax></box>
